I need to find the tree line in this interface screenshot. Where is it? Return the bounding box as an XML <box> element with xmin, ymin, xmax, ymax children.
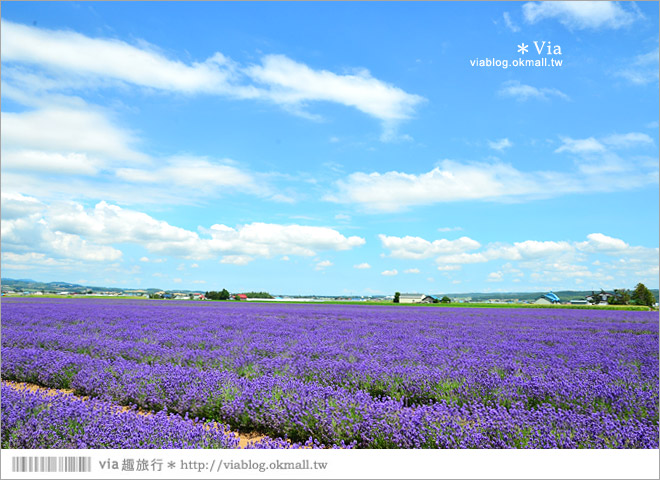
<box><xmin>604</xmin><ymin>283</ymin><xmax>656</xmax><ymax>307</ymax></box>
<box><xmin>205</xmin><ymin>290</ymin><xmax>274</xmax><ymax>301</ymax></box>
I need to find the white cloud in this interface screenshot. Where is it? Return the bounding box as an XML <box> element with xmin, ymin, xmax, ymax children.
<box><xmin>499</xmin><ymin>80</ymin><xmax>569</xmax><ymax>102</ymax></box>
<box><xmin>4</xmin><ymin>197</ymin><xmax>366</xmax><ymax>263</ymax></box>
<box><xmin>206</xmin><ymin>222</ymin><xmax>365</xmax><ymax>258</ymax></box>
<box><xmin>437</xmin><ymin>226</ymin><xmax>463</xmax><ymax>232</ymax></box>
<box><xmin>353</xmin><ymin>263</ymin><xmax>371</xmax><ymax>269</ymax></box>
<box><xmin>437</xmin><ymin>265</ymin><xmax>461</xmax><ymax>271</ymax></box>
<box><xmin>404</xmin><ymin>268</ymin><xmax>420</xmax><ymax>274</ymax></box>
<box><xmin>381</xmin><ymin>269</ymin><xmax>398</xmax><ymax>276</ymax></box>
<box><xmin>1</xmin><ymin>192</ymin><xmax>45</xmax><ymax>220</ymax></box>
<box><xmin>488</xmin><ymin>138</ymin><xmax>513</xmax><ymax>151</ymax></box>
<box><xmin>1</xmin><ymin>20</ymin><xmax>423</xmax><ymax>137</ymax></box>
<box><xmin>556</xmin><ymin>133</ymin><xmax>652</xmax><ymax>155</ymax></box>
<box><xmin>220</xmin><ymin>255</ymin><xmax>254</xmax><ymax>265</ymax></box>
<box><xmin>315</xmin><ymin>260</ymin><xmax>333</xmax><ymax>270</ymax></box>
<box><xmin>329</xmin><ymin>161</ymin><xmax>537</xmax><ymax>212</ymax></box>
<box><xmin>555</xmin><ymin>137</ymin><xmax>606</xmax><ymax>154</ymax></box>
<box><xmin>379</xmin><ymin>234</ymin><xmax>480</xmax><ymax>259</ymax></box>
<box><xmin>576</xmin><ymin>233</ymin><xmax>628</xmax><ymax>252</ymax></box>
<box><xmin>1</xmin><ymin>192</ymin><xmax>122</xmax><ymax>262</ymax></box>
<box><xmin>116</xmin><ymin>156</ymin><xmax>261</xmax><ymax>196</ymax></box>
<box><xmin>1</xmin><ymin>106</ymin><xmax>148</xmax><ymax>164</ymax></box>
<box><xmin>246</xmin><ymin>54</ymin><xmax>424</xmax><ymax>138</ymax></box>
<box><xmin>436</xmin><ymin>240</ymin><xmax>574</xmax><ymax>265</ymax></box>
<box><xmin>2</xmin><ymin>150</ymin><xmax>101</xmax><ymax>175</ymax></box>
<box><xmin>328</xmin><ymin>130</ymin><xmax>657</xmax><ymax>212</ymax></box>
<box><xmin>173</xmin><ymin>278</ymin><xmax>182</xmax><ymax>283</ymax></box>
<box><xmin>601</xmin><ymin>132</ymin><xmax>654</xmax><ymax>148</ymax></box>
<box><xmin>487</xmin><ymin>271</ymin><xmax>504</xmax><ymax>282</ymax></box>
<box><xmin>139</xmin><ymin>257</ymin><xmax>150</xmax><ymax>262</ymax></box>
<box><xmin>522</xmin><ymin>1</ymin><xmax>641</xmax><ymax>30</ymax></box>
<box><xmin>190</xmin><ymin>263</ymin><xmax>199</xmax><ymax>268</ymax></box>
<box><xmin>0</xmin><ymin>19</ymin><xmax>246</xmax><ymax>95</ymax></box>
<box><xmin>502</xmin><ymin>12</ymin><xmax>521</xmax><ymax>32</ymax></box>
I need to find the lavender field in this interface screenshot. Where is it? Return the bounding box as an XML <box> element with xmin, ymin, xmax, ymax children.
<box><xmin>2</xmin><ymin>298</ymin><xmax>658</xmax><ymax>448</ymax></box>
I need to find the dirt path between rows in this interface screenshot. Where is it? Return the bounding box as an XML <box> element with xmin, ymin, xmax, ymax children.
<box><xmin>2</xmin><ymin>380</ymin><xmax>266</xmax><ymax>448</ymax></box>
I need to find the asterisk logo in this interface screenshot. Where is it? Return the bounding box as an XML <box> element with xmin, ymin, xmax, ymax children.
<box><xmin>517</xmin><ymin>43</ymin><xmax>528</xmax><ymax>54</ymax></box>
<box><xmin>167</xmin><ymin>462</ymin><xmax>176</xmax><ymax>469</ymax></box>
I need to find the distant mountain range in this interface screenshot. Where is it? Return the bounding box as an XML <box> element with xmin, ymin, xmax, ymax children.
<box><xmin>2</xmin><ymin>278</ymin><xmax>657</xmax><ymax>302</ymax></box>
<box><xmin>0</xmin><ymin>278</ymin><xmax>202</xmax><ymax>295</ymax></box>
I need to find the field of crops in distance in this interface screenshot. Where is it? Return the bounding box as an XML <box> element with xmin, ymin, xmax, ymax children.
<box><xmin>2</xmin><ymin>298</ymin><xmax>658</xmax><ymax>449</ymax></box>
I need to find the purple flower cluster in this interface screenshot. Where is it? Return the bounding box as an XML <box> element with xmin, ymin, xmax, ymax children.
<box><xmin>1</xmin><ymin>383</ymin><xmax>240</xmax><ymax>449</ymax></box>
<box><xmin>2</xmin><ymin>298</ymin><xmax>658</xmax><ymax>448</ymax></box>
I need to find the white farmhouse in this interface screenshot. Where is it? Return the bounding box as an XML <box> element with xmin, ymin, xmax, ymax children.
<box><xmin>399</xmin><ymin>293</ymin><xmax>432</xmax><ymax>304</ymax></box>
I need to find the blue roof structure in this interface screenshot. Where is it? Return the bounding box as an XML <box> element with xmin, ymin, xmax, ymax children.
<box><xmin>543</xmin><ymin>292</ymin><xmax>561</xmax><ymax>303</ymax></box>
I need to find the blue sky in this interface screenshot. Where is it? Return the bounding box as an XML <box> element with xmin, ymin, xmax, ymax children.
<box><xmin>1</xmin><ymin>1</ymin><xmax>658</xmax><ymax>295</ymax></box>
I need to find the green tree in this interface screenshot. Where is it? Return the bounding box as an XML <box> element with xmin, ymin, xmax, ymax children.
<box><xmin>631</xmin><ymin>283</ymin><xmax>656</xmax><ymax>307</ymax></box>
<box><xmin>607</xmin><ymin>289</ymin><xmax>630</xmax><ymax>305</ymax></box>
<box><xmin>441</xmin><ymin>296</ymin><xmax>451</xmax><ymax>303</ymax></box>
<box><xmin>393</xmin><ymin>292</ymin><xmax>400</xmax><ymax>303</ymax></box>
<box><xmin>219</xmin><ymin>289</ymin><xmax>230</xmax><ymax>300</ymax></box>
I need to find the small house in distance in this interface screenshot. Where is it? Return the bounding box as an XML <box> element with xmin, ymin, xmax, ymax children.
<box><xmin>534</xmin><ymin>292</ymin><xmax>561</xmax><ymax>305</ymax></box>
<box><xmin>399</xmin><ymin>293</ymin><xmax>435</xmax><ymax>304</ymax></box>
<box><xmin>586</xmin><ymin>291</ymin><xmax>613</xmax><ymax>304</ymax></box>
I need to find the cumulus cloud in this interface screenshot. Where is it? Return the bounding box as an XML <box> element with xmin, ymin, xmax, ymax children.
<box><xmin>404</xmin><ymin>268</ymin><xmax>420</xmax><ymax>274</ymax></box>
<box><xmin>522</xmin><ymin>1</ymin><xmax>641</xmax><ymax>30</ymax></box>
<box><xmin>435</xmin><ymin>240</ymin><xmax>574</xmax><ymax>265</ymax></box>
<box><xmin>379</xmin><ymin>234</ymin><xmax>481</xmax><ymax>259</ymax></box>
<box><xmin>327</xmin><ymin>130</ymin><xmax>657</xmax><ymax>212</ymax></box>
<box><xmin>576</xmin><ymin>233</ymin><xmax>628</xmax><ymax>252</ymax></box>
<box><xmin>1</xmin><ymin>192</ymin><xmax>45</xmax><ymax>220</ymax></box>
<box><xmin>327</xmin><ymin>161</ymin><xmax>548</xmax><ymax>212</ymax></box>
<box><xmin>487</xmin><ymin>271</ymin><xmax>504</xmax><ymax>282</ymax></box>
<box><xmin>381</xmin><ymin>269</ymin><xmax>398</xmax><ymax>276</ymax></box>
<box><xmin>380</xmin><ymin>230</ymin><xmax>657</xmax><ymax>289</ymax></box>
<box><xmin>499</xmin><ymin>80</ymin><xmax>569</xmax><ymax>102</ymax></box>
<box><xmin>1</xmin><ymin>196</ymin><xmax>366</xmax><ymax>264</ymax></box>
<box><xmin>315</xmin><ymin>260</ymin><xmax>333</xmax><ymax>270</ymax></box>
<box><xmin>1</xmin><ymin>194</ymin><xmax>122</xmax><ymax>263</ymax></box>
<box><xmin>353</xmin><ymin>263</ymin><xmax>371</xmax><ymax>269</ymax></box>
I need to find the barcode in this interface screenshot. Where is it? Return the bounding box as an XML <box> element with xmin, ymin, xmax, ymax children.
<box><xmin>11</xmin><ymin>456</ymin><xmax>92</xmax><ymax>473</ymax></box>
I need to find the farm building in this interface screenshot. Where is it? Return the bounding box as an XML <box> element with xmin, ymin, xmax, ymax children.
<box><xmin>586</xmin><ymin>292</ymin><xmax>613</xmax><ymax>304</ymax></box>
<box><xmin>570</xmin><ymin>299</ymin><xmax>589</xmax><ymax>305</ymax></box>
<box><xmin>399</xmin><ymin>293</ymin><xmax>435</xmax><ymax>304</ymax></box>
<box><xmin>533</xmin><ymin>292</ymin><xmax>561</xmax><ymax>305</ymax></box>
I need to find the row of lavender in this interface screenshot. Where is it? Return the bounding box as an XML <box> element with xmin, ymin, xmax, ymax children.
<box><xmin>2</xmin><ymin>299</ymin><xmax>658</xmax><ymax>448</ymax></box>
<box><xmin>1</xmin><ymin>384</ymin><xmax>321</xmax><ymax>449</ymax></box>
